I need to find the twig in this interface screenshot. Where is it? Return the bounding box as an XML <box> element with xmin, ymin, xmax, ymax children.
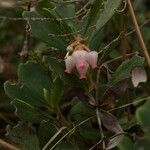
<box><xmin>75</xmin><ymin>0</ymin><xmax>91</xmax><ymax>16</ymax></box>
<box><xmin>49</xmin><ymin>116</ymin><xmax>93</xmax><ymax>150</ymax></box>
<box><xmin>109</xmin><ymin>96</ymin><xmax>150</xmax><ymax>112</ymax></box>
<box><xmin>89</xmin><ymin>138</ymin><xmax>103</xmax><ymax>150</ymax></box>
<box><xmin>116</xmin><ymin>0</ymin><xmax>127</xmax><ymax>13</ymax></box>
<box><xmin>96</xmin><ymin>108</ymin><xmax>105</xmax><ymax>149</ymax></box>
<box><xmin>127</xmin><ymin>0</ymin><xmax>150</xmax><ymax>67</ymax></box>
<box><xmin>103</xmin><ymin>52</ymin><xmax>136</xmax><ymax>65</ymax></box>
<box><xmin>0</xmin><ymin>15</ymin><xmax>80</xmax><ymax>22</ymax></box>
<box><xmin>42</xmin><ymin>127</ymin><xmax>67</xmax><ymax>150</ymax></box>
<box><xmin>19</xmin><ymin>1</ymin><xmax>31</xmax><ymax>58</ymax></box>
<box><xmin>0</xmin><ymin>139</ymin><xmax>20</xmax><ymax>150</ymax></box>
<box><xmin>99</xmin><ymin>18</ymin><xmax>150</xmax><ymax>54</ymax></box>
<box><xmin>48</xmin><ymin>24</ymin><xmax>96</xmax><ymax>37</ymax></box>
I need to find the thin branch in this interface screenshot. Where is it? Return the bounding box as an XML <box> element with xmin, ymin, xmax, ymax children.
<box><xmin>99</xmin><ymin>18</ymin><xmax>150</xmax><ymax>54</ymax></box>
<box><xmin>49</xmin><ymin>116</ymin><xmax>93</xmax><ymax>150</ymax></box>
<box><xmin>109</xmin><ymin>96</ymin><xmax>150</xmax><ymax>112</ymax></box>
<box><xmin>127</xmin><ymin>0</ymin><xmax>150</xmax><ymax>67</ymax></box>
<box><xmin>75</xmin><ymin>0</ymin><xmax>91</xmax><ymax>16</ymax></box>
<box><xmin>89</xmin><ymin>138</ymin><xmax>103</xmax><ymax>150</ymax></box>
<box><xmin>0</xmin><ymin>15</ymin><xmax>80</xmax><ymax>22</ymax></box>
<box><xmin>96</xmin><ymin>108</ymin><xmax>105</xmax><ymax>149</ymax></box>
<box><xmin>19</xmin><ymin>1</ymin><xmax>31</xmax><ymax>58</ymax></box>
<box><xmin>103</xmin><ymin>52</ymin><xmax>136</xmax><ymax>65</ymax></box>
<box><xmin>116</xmin><ymin>0</ymin><xmax>127</xmax><ymax>13</ymax></box>
<box><xmin>0</xmin><ymin>139</ymin><xmax>20</xmax><ymax>150</ymax></box>
<box><xmin>42</xmin><ymin>127</ymin><xmax>67</xmax><ymax>150</ymax></box>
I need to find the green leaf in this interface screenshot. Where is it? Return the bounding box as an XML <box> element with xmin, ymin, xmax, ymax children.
<box><xmin>44</xmin><ymin>56</ymin><xmax>85</xmax><ymax>88</ymax></box>
<box><xmin>96</xmin><ymin>0</ymin><xmax>122</xmax><ymax>31</ymax></box>
<box><xmin>36</xmin><ymin>0</ymin><xmax>54</xmax><ymax>15</ymax></box>
<box><xmin>4</xmin><ymin>61</ymin><xmax>53</xmax><ymax>122</ymax></box>
<box><xmin>89</xmin><ymin>29</ymin><xmax>104</xmax><ymax>51</ymax></box>
<box><xmin>84</xmin><ymin>0</ymin><xmax>103</xmax><ymax>33</ymax></box>
<box><xmin>54</xmin><ymin>3</ymin><xmax>76</xmax><ymax>36</ymax></box>
<box><xmin>69</xmin><ymin>100</ymin><xmax>94</xmax><ymax>120</ymax></box>
<box><xmin>4</xmin><ymin>82</ymin><xmax>44</xmax><ymax>107</ymax></box>
<box><xmin>50</xmin><ymin>77</ymin><xmax>63</xmax><ymax>108</ymax></box>
<box><xmin>100</xmin><ymin>110</ymin><xmax>123</xmax><ymax>133</ymax></box>
<box><xmin>18</xmin><ymin>61</ymin><xmax>52</xmax><ymax>97</ymax></box>
<box><xmin>12</xmin><ymin>99</ymin><xmax>45</xmax><ymax>123</ymax></box>
<box><xmin>118</xmin><ymin>136</ymin><xmax>135</xmax><ymax>150</ymax></box>
<box><xmin>43</xmin><ymin>56</ymin><xmax>64</xmax><ymax>80</ymax></box>
<box><xmin>55</xmin><ymin>4</ymin><xmax>75</xmax><ymax>18</ymax></box>
<box><xmin>38</xmin><ymin>120</ymin><xmax>57</xmax><ymax>148</ymax></box>
<box><xmin>6</xmin><ymin>123</ymin><xmax>40</xmax><ymax>150</ymax></box>
<box><xmin>23</xmin><ymin>11</ymin><xmax>66</xmax><ymax>50</ymax></box>
<box><xmin>136</xmin><ymin>99</ymin><xmax>150</xmax><ymax>131</ymax></box>
<box><xmin>108</xmin><ymin>55</ymin><xmax>145</xmax><ymax>87</ymax></box>
<box><xmin>56</xmin><ymin>141</ymin><xmax>75</xmax><ymax>150</ymax></box>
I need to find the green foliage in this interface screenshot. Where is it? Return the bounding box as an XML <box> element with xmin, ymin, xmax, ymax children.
<box><xmin>136</xmin><ymin>97</ymin><xmax>150</xmax><ymax>131</ymax></box>
<box><xmin>108</xmin><ymin>55</ymin><xmax>145</xmax><ymax>87</ymax></box>
<box><xmin>23</xmin><ymin>12</ymin><xmax>67</xmax><ymax>50</ymax></box>
<box><xmin>95</xmin><ymin>0</ymin><xmax>122</xmax><ymax>31</ymax></box>
<box><xmin>0</xmin><ymin>0</ymin><xmax>150</xmax><ymax>150</ymax></box>
<box><xmin>85</xmin><ymin>0</ymin><xmax>103</xmax><ymax>33</ymax></box>
<box><xmin>6</xmin><ymin>123</ymin><xmax>40</xmax><ymax>150</ymax></box>
<box><xmin>50</xmin><ymin>77</ymin><xmax>63</xmax><ymax>108</ymax></box>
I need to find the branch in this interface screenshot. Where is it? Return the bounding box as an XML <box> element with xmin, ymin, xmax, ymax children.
<box><xmin>99</xmin><ymin>18</ymin><xmax>150</xmax><ymax>54</ymax></box>
<box><xmin>0</xmin><ymin>139</ymin><xmax>20</xmax><ymax>150</ymax></box>
<box><xmin>127</xmin><ymin>0</ymin><xmax>150</xmax><ymax>67</ymax></box>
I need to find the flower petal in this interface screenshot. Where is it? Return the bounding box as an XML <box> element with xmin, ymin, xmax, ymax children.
<box><xmin>76</xmin><ymin>61</ymin><xmax>89</xmax><ymax>79</ymax></box>
<box><xmin>86</xmin><ymin>51</ymin><xmax>98</xmax><ymax>69</ymax></box>
<box><xmin>65</xmin><ymin>56</ymin><xmax>75</xmax><ymax>74</ymax></box>
<box><xmin>72</xmin><ymin>50</ymin><xmax>88</xmax><ymax>61</ymax></box>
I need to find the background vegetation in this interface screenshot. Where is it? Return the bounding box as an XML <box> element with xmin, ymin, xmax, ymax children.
<box><xmin>0</xmin><ymin>0</ymin><xmax>150</xmax><ymax>150</ymax></box>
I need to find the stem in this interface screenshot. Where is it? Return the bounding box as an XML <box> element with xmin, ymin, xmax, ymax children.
<box><xmin>42</xmin><ymin>127</ymin><xmax>67</xmax><ymax>150</ymax></box>
<box><xmin>127</xmin><ymin>0</ymin><xmax>150</xmax><ymax>67</ymax></box>
<box><xmin>0</xmin><ymin>139</ymin><xmax>20</xmax><ymax>150</ymax></box>
<box><xmin>96</xmin><ymin>108</ymin><xmax>105</xmax><ymax>149</ymax></box>
<box><xmin>20</xmin><ymin>1</ymin><xmax>31</xmax><ymax>58</ymax></box>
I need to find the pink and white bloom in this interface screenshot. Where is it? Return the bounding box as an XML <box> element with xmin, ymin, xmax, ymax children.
<box><xmin>65</xmin><ymin>49</ymin><xmax>98</xmax><ymax>79</ymax></box>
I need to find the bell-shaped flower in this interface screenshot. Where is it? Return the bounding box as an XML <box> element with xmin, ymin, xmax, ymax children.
<box><xmin>76</xmin><ymin>60</ymin><xmax>89</xmax><ymax>79</ymax></box>
<box><xmin>65</xmin><ymin>55</ymin><xmax>75</xmax><ymax>74</ymax></box>
<box><xmin>86</xmin><ymin>51</ymin><xmax>98</xmax><ymax>69</ymax></box>
<box><xmin>64</xmin><ymin>49</ymin><xmax>98</xmax><ymax>79</ymax></box>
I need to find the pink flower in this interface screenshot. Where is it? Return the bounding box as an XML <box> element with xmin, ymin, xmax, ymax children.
<box><xmin>65</xmin><ymin>56</ymin><xmax>75</xmax><ymax>74</ymax></box>
<box><xmin>87</xmin><ymin>51</ymin><xmax>98</xmax><ymax>69</ymax></box>
<box><xmin>65</xmin><ymin>50</ymin><xmax>98</xmax><ymax>79</ymax></box>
